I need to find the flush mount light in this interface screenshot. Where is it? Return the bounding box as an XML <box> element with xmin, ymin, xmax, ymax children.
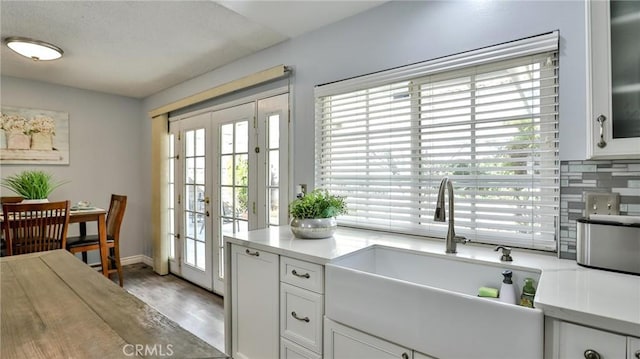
<box><xmin>4</xmin><ymin>37</ymin><xmax>63</xmax><ymax>61</ymax></box>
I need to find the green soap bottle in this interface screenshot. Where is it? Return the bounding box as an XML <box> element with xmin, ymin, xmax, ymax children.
<box><xmin>520</xmin><ymin>278</ymin><xmax>536</xmax><ymax>308</ymax></box>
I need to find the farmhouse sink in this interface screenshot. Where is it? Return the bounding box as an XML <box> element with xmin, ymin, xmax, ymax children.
<box><xmin>325</xmin><ymin>245</ymin><xmax>544</xmax><ymax>359</ymax></box>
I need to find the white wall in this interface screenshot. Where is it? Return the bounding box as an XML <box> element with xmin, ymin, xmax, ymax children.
<box><xmin>0</xmin><ymin>76</ymin><xmax>149</xmax><ymax>260</ymax></box>
<box><xmin>144</xmin><ymin>0</ymin><xmax>587</xmax><ymax>204</ymax></box>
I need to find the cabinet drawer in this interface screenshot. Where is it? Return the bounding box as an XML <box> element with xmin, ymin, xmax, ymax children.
<box><xmin>280</xmin><ymin>256</ymin><xmax>324</xmax><ymax>293</ymax></box>
<box><xmin>557</xmin><ymin>321</ymin><xmax>626</xmax><ymax>359</ymax></box>
<box><xmin>281</xmin><ymin>337</ymin><xmax>322</xmax><ymax>359</ymax></box>
<box><xmin>324</xmin><ymin>317</ymin><xmax>412</xmax><ymax>359</ymax></box>
<box><xmin>629</xmin><ymin>336</ymin><xmax>640</xmax><ymax>359</ymax></box>
<box><xmin>280</xmin><ymin>282</ymin><xmax>324</xmax><ymax>354</ymax></box>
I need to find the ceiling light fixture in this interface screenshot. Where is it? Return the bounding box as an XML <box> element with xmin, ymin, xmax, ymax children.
<box><xmin>4</xmin><ymin>37</ymin><xmax>64</xmax><ymax>61</ymax></box>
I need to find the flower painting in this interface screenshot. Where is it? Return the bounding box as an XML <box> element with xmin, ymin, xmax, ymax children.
<box><xmin>0</xmin><ymin>106</ymin><xmax>69</xmax><ymax>165</ymax></box>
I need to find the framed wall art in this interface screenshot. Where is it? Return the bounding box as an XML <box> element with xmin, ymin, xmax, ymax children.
<box><xmin>0</xmin><ymin>106</ymin><xmax>70</xmax><ymax>165</ymax></box>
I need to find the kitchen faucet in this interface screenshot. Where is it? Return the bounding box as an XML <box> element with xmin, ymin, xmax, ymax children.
<box><xmin>434</xmin><ymin>177</ymin><xmax>468</xmax><ymax>254</ymax></box>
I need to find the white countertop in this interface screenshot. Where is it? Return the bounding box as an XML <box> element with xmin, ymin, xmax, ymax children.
<box><xmin>224</xmin><ymin>226</ymin><xmax>640</xmax><ymax>337</ymax></box>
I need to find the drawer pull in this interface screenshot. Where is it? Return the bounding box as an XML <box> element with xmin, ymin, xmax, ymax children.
<box><xmin>584</xmin><ymin>349</ymin><xmax>601</xmax><ymax>359</ymax></box>
<box><xmin>635</xmin><ymin>350</ymin><xmax>640</xmax><ymax>359</ymax></box>
<box><xmin>291</xmin><ymin>311</ymin><xmax>310</xmax><ymax>323</ymax></box>
<box><xmin>291</xmin><ymin>269</ymin><xmax>310</xmax><ymax>279</ymax></box>
<box><xmin>401</xmin><ymin>353</ymin><xmax>409</xmax><ymax>359</ymax></box>
<box><xmin>245</xmin><ymin>249</ymin><xmax>259</xmax><ymax>257</ymax></box>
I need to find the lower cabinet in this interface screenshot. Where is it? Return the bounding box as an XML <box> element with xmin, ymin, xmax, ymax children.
<box><xmin>280</xmin><ymin>256</ymin><xmax>325</xmax><ymax>358</ymax></box>
<box><xmin>230</xmin><ymin>243</ymin><xmax>325</xmax><ymax>359</ymax></box>
<box><xmin>545</xmin><ymin>318</ymin><xmax>639</xmax><ymax>359</ymax></box>
<box><xmin>230</xmin><ymin>244</ymin><xmax>279</xmax><ymax>359</ymax></box>
<box><xmin>281</xmin><ymin>337</ymin><xmax>322</xmax><ymax>359</ymax></box>
<box><xmin>324</xmin><ymin>318</ymin><xmax>437</xmax><ymax>359</ymax></box>
<box><xmin>627</xmin><ymin>336</ymin><xmax>640</xmax><ymax>359</ymax></box>
<box><xmin>281</xmin><ymin>283</ymin><xmax>324</xmax><ymax>354</ymax></box>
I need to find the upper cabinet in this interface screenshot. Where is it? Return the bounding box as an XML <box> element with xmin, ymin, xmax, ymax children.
<box><xmin>587</xmin><ymin>0</ymin><xmax>640</xmax><ymax>159</ymax></box>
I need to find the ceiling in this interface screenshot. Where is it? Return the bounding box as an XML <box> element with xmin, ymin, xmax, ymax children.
<box><xmin>0</xmin><ymin>1</ymin><xmax>386</xmax><ymax>99</ymax></box>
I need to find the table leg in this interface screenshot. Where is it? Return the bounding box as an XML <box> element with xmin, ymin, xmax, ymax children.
<box><xmin>97</xmin><ymin>213</ymin><xmax>109</xmax><ymax>277</ymax></box>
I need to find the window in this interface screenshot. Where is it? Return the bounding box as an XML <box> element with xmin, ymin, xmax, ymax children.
<box><xmin>315</xmin><ymin>32</ymin><xmax>559</xmax><ymax>250</ymax></box>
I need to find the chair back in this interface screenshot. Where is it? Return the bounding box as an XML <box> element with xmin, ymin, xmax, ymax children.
<box><xmin>2</xmin><ymin>200</ymin><xmax>70</xmax><ymax>256</ymax></box>
<box><xmin>1</xmin><ymin>196</ymin><xmax>24</xmax><ymax>204</ymax></box>
<box><xmin>106</xmin><ymin>194</ymin><xmax>127</xmax><ymax>243</ymax></box>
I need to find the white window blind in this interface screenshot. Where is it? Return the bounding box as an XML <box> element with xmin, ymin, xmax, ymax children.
<box><xmin>315</xmin><ymin>32</ymin><xmax>559</xmax><ymax>250</ymax></box>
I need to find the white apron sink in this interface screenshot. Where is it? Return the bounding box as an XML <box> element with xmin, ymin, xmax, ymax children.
<box><xmin>325</xmin><ymin>245</ymin><xmax>544</xmax><ymax>359</ymax></box>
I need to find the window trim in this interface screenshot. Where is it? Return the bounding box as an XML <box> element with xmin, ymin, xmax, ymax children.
<box><xmin>314</xmin><ymin>32</ymin><xmax>559</xmax><ymax>251</ymax></box>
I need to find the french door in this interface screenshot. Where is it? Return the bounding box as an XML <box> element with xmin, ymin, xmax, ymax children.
<box><xmin>169</xmin><ymin>92</ymin><xmax>289</xmax><ymax>295</ymax></box>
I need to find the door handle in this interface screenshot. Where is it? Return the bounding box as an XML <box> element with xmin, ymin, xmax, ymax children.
<box><xmin>596</xmin><ymin>115</ymin><xmax>607</xmax><ymax>148</ymax></box>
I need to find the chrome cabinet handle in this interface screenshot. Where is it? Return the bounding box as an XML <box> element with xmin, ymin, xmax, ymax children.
<box><xmin>401</xmin><ymin>353</ymin><xmax>409</xmax><ymax>359</ymax></box>
<box><xmin>596</xmin><ymin>115</ymin><xmax>607</xmax><ymax>148</ymax></box>
<box><xmin>291</xmin><ymin>269</ymin><xmax>310</xmax><ymax>279</ymax></box>
<box><xmin>245</xmin><ymin>249</ymin><xmax>259</xmax><ymax>257</ymax></box>
<box><xmin>291</xmin><ymin>311</ymin><xmax>310</xmax><ymax>322</ymax></box>
<box><xmin>584</xmin><ymin>349</ymin><xmax>601</xmax><ymax>359</ymax></box>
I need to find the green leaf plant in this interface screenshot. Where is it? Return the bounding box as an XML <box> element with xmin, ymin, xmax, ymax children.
<box><xmin>289</xmin><ymin>189</ymin><xmax>348</xmax><ymax>219</ymax></box>
<box><xmin>1</xmin><ymin>170</ymin><xmax>69</xmax><ymax>200</ymax></box>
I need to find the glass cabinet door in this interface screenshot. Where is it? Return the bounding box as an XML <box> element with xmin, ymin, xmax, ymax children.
<box><xmin>587</xmin><ymin>0</ymin><xmax>640</xmax><ymax>158</ymax></box>
<box><xmin>610</xmin><ymin>0</ymin><xmax>640</xmax><ymax>139</ymax></box>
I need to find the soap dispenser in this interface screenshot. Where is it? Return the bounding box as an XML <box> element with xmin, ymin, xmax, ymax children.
<box><xmin>499</xmin><ymin>270</ymin><xmax>517</xmax><ymax>305</ymax></box>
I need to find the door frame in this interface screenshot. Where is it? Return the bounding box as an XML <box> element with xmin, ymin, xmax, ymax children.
<box><xmin>168</xmin><ymin>86</ymin><xmax>290</xmax><ymax>294</ymax></box>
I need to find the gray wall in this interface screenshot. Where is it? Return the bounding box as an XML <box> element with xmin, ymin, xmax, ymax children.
<box><xmin>144</xmin><ymin>0</ymin><xmax>587</xmax><ymax>191</ymax></box>
<box><xmin>1</xmin><ymin>1</ymin><xmax>595</xmax><ymax>259</ymax></box>
<box><xmin>0</xmin><ymin>76</ymin><xmax>149</xmax><ymax>260</ymax></box>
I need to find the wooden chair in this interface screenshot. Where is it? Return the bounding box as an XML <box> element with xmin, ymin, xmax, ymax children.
<box><xmin>66</xmin><ymin>194</ymin><xmax>127</xmax><ymax>286</ymax></box>
<box><xmin>0</xmin><ymin>197</ymin><xmax>23</xmax><ymax>256</ymax></box>
<box><xmin>1</xmin><ymin>196</ymin><xmax>24</xmax><ymax>204</ymax></box>
<box><xmin>2</xmin><ymin>200</ymin><xmax>71</xmax><ymax>256</ymax></box>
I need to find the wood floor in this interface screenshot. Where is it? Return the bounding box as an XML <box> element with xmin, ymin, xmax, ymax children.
<box><xmin>118</xmin><ymin>263</ymin><xmax>226</xmax><ymax>353</ymax></box>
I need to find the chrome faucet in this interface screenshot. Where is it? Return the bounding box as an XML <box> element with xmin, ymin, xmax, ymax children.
<box><xmin>434</xmin><ymin>177</ymin><xmax>468</xmax><ymax>253</ymax></box>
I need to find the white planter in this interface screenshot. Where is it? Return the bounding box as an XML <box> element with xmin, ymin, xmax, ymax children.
<box><xmin>20</xmin><ymin>199</ymin><xmax>50</xmax><ymax>204</ymax></box>
<box><xmin>0</xmin><ymin>129</ymin><xmax>7</xmax><ymax>149</ymax></box>
<box><xmin>31</xmin><ymin>132</ymin><xmax>53</xmax><ymax>150</ymax></box>
<box><xmin>7</xmin><ymin>133</ymin><xmax>30</xmax><ymax>150</ymax></box>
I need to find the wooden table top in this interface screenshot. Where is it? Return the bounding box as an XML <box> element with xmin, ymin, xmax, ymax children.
<box><xmin>1</xmin><ymin>250</ymin><xmax>227</xmax><ymax>359</ymax></box>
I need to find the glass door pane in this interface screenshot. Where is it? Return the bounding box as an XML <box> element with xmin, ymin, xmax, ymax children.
<box><xmin>184</xmin><ymin>128</ymin><xmax>207</xmax><ymax>269</ymax></box>
<box><xmin>175</xmin><ymin>113</ymin><xmax>213</xmax><ymax>290</ymax></box>
<box><xmin>610</xmin><ymin>0</ymin><xmax>640</xmax><ymax>138</ymax></box>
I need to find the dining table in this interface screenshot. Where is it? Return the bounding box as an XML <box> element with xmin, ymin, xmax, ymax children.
<box><xmin>1</xmin><ymin>249</ymin><xmax>227</xmax><ymax>358</ymax></box>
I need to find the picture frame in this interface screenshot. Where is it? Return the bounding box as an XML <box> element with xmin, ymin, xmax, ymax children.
<box><xmin>0</xmin><ymin>106</ymin><xmax>70</xmax><ymax>165</ymax></box>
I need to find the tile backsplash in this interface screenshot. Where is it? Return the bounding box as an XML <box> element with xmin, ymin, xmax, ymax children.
<box><xmin>559</xmin><ymin>159</ymin><xmax>640</xmax><ymax>259</ymax></box>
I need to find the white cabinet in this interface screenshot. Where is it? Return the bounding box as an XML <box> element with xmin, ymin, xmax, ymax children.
<box><xmin>629</xmin><ymin>337</ymin><xmax>640</xmax><ymax>359</ymax></box>
<box><xmin>281</xmin><ymin>283</ymin><xmax>324</xmax><ymax>353</ymax></box>
<box><xmin>231</xmin><ymin>244</ymin><xmax>280</xmax><ymax>359</ymax></box>
<box><xmin>281</xmin><ymin>338</ymin><xmax>322</xmax><ymax>359</ymax></box>
<box><xmin>545</xmin><ymin>318</ymin><xmax>639</xmax><ymax>359</ymax></box>
<box><xmin>587</xmin><ymin>0</ymin><xmax>640</xmax><ymax>159</ymax></box>
<box><xmin>280</xmin><ymin>256</ymin><xmax>325</xmax><ymax>357</ymax></box>
<box><xmin>324</xmin><ymin>318</ymin><xmax>412</xmax><ymax>359</ymax></box>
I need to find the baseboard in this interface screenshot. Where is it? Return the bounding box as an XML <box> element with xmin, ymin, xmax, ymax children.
<box><xmin>121</xmin><ymin>254</ymin><xmax>154</xmax><ymax>266</ymax></box>
<box><xmin>87</xmin><ymin>254</ymin><xmax>153</xmax><ymax>268</ymax></box>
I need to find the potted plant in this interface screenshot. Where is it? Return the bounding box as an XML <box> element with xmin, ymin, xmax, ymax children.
<box><xmin>289</xmin><ymin>188</ymin><xmax>347</xmax><ymax>239</ymax></box>
<box><xmin>1</xmin><ymin>170</ymin><xmax>68</xmax><ymax>202</ymax></box>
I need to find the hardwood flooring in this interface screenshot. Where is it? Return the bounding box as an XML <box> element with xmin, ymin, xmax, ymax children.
<box><xmin>118</xmin><ymin>263</ymin><xmax>226</xmax><ymax>353</ymax></box>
